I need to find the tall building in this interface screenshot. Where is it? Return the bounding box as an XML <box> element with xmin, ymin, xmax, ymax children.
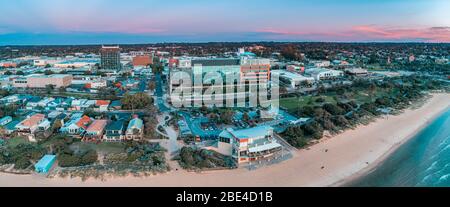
<box><xmin>100</xmin><ymin>46</ymin><xmax>121</xmax><ymax>71</ymax></box>
<box><xmin>240</xmin><ymin>58</ymin><xmax>271</xmax><ymax>83</ymax></box>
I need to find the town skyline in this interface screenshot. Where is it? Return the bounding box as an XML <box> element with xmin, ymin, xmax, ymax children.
<box><xmin>1</xmin><ymin>0</ymin><xmax>450</xmax><ymax>45</ymax></box>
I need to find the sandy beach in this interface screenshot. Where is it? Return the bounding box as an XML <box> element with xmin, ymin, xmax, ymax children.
<box><xmin>1</xmin><ymin>93</ymin><xmax>449</xmax><ymax>187</ymax></box>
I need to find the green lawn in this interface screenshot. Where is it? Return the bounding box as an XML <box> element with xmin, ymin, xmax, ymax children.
<box><xmin>70</xmin><ymin>142</ymin><xmax>126</xmax><ymax>154</ymax></box>
<box><xmin>280</xmin><ymin>95</ymin><xmax>337</xmax><ymax>113</ymax></box>
<box><xmin>6</xmin><ymin>137</ymin><xmax>29</xmax><ymax>148</ymax></box>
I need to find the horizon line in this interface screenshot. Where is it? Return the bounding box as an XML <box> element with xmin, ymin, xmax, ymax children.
<box><xmin>2</xmin><ymin>41</ymin><xmax>450</xmax><ymax>47</ymax></box>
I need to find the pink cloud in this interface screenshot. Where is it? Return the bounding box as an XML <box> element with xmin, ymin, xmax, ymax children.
<box><xmin>351</xmin><ymin>25</ymin><xmax>450</xmax><ymax>42</ymax></box>
<box><xmin>256</xmin><ymin>25</ymin><xmax>450</xmax><ymax>42</ymax></box>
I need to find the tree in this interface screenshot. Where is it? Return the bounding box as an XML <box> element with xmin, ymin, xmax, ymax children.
<box><xmin>280</xmin><ymin>44</ymin><xmax>300</xmax><ymax>60</ymax></box>
<box><xmin>44</xmin><ymin>70</ymin><xmax>54</xmax><ymax>75</ymax></box>
<box><xmin>148</xmin><ymin>81</ymin><xmax>156</xmax><ymax>91</ymax></box>
<box><xmin>322</xmin><ymin>103</ymin><xmax>344</xmax><ymax>116</ymax></box>
<box><xmin>16</xmin><ymin>71</ymin><xmax>24</xmax><ymax>76</ymax></box>
<box><xmin>121</xmin><ymin>93</ymin><xmax>153</xmax><ymax>110</ymax></box>
<box><xmin>4</xmin><ymin>71</ymin><xmax>12</xmax><ymax>75</ymax></box>
<box><xmin>45</xmin><ymin>84</ymin><xmax>55</xmax><ymax>94</ymax></box>
<box><xmin>242</xmin><ymin>112</ymin><xmax>250</xmax><ymax>122</ymax></box>
<box><xmin>220</xmin><ymin>109</ymin><xmax>234</xmax><ymax>124</ymax></box>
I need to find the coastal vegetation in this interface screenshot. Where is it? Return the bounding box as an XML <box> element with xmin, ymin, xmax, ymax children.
<box><xmin>281</xmin><ymin>75</ymin><xmax>448</xmax><ymax>148</ymax></box>
<box><xmin>175</xmin><ymin>147</ymin><xmax>236</xmax><ymax>170</ymax></box>
<box><xmin>0</xmin><ymin>134</ymin><xmax>169</xmax><ymax>179</ymax></box>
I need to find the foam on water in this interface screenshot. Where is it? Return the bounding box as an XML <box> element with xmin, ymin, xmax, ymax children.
<box><xmin>349</xmin><ymin>108</ymin><xmax>450</xmax><ymax>187</ymax></box>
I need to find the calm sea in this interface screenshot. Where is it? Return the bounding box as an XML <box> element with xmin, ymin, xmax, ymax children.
<box><xmin>348</xmin><ymin>107</ymin><xmax>450</xmax><ymax>187</ymax></box>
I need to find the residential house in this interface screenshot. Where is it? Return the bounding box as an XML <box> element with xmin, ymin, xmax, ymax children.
<box><xmin>60</xmin><ymin>114</ymin><xmax>92</xmax><ymax>136</ymax></box>
<box><xmin>95</xmin><ymin>100</ymin><xmax>111</xmax><ymax>112</ymax></box>
<box><xmin>2</xmin><ymin>120</ymin><xmax>20</xmax><ymax>136</ymax></box>
<box><xmin>103</xmin><ymin>121</ymin><xmax>125</xmax><ymax>142</ymax></box>
<box><xmin>0</xmin><ymin>116</ymin><xmax>12</xmax><ymax>126</ymax></box>
<box><xmin>125</xmin><ymin>116</ymin><xmax>144</xmax><ymax>141</ymax></box>
<box><xmin>109</xmin><ymin>100</ymin><xmax>122</xmax><ymax>110</ymax></box>
<box><xmin>84</xmin><ymin>120</ymin><xmax>108</xmax><ymax>141</ymax></box>
<box><xmin>15</xmin><ymin>113</ymin><xmax>50</xmax><ymax>142</ymax></box>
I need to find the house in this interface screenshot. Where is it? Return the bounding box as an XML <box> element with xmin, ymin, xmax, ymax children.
<box><xmin>0</xmin><ymin>116</ymin><xmax>12</xmax><ymax>126</ymax></box>
<box><xmin>15</xmin><ymin>113</ymin><xmax>49</xmax><ymax>142</ymax></box>
<box><xmin>60</xmin><ymin>114</ymin><xmax>92</xmax><ymax>136</ymax></box>
<box><xmin>84</xmin><ymin>119</ymin><xmax>108</xmax><ymax>141</ymax></box>
<box><xmin>103</xmin><ymin>121</ymin><xmax>125</xmax><ymax>142</ymax></box>
<box><xmin>2</xmin><ymin>120</ymin><xmax>20</xmax><ymax>135</ymax></box>
<box><xmin>34</xmin><ymin>155</ymin><xmax>57</xmax><ymax>173</ymax></box>
<box><xmin>109</xmin><ymin>100</ymin><xmax>122</xmax><ymax>110</ymax></box>
<box><xmin>217</xmin><ymin>126</ymin><xmax>282</xmax><ymax>164</ymax></box>
<box><xmin>125</xmin><ymin>116</ymin><xmax>144</xmax><ymax>140</ymax></box>
<box><xmin>15</xmin><ymin>113</ymin><xmax>48</xmax><ymax>134</ymax></box>
<box><xmin>95</xmin><ymin>100</ymin><xmax>111</xmax><ymax>112</ymax></box>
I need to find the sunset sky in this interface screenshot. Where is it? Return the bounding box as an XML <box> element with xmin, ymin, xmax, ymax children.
<box><xmin>0</xmin><ymin>0</ymin><xmax>449</xmax><ymax>45</ymax></box>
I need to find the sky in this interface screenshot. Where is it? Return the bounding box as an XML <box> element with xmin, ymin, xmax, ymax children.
<box><xmin>0</xmin><ymin>0</ymin><xmax>449</xmax><ymax>45</ymax></box>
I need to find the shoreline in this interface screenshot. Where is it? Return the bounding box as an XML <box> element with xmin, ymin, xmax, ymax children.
<box><xmin>332</xmin><ymin>96</ymin><xmax>450</xmax><ymax>187</ymax></box>
<box><xmin>0</xmin><ymin>93</ymin><xmax>449</xmax><ymax>187</ymax></box>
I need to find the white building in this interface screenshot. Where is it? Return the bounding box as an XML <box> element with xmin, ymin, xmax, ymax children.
<box><xmin>304</xmin><ymin>68</ymin><xmax>344</xmax><ymax>81</ymax></box>
<box><xmin>271</xmin><ymin>70</ymin><xmax>315</xmax><ymax>89</ymax></box>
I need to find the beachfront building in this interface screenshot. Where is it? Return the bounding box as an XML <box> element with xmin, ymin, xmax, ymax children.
<box><xmin>60</xmin><ymin>114</ymin><xmax>92</xmax><ymax>136</ymax></box>
<box><xmin>15</xmin><ymin>113</ymin><xmax>48</xmax><ymax>135</ymax></box>
<box><xmin>34</xmin><ymin>155</ymin><xmax>57</xmax><ymax>173</ymax></box>
<box><xmin>83</xmin><ymin>120</ymin><xmax>108</xmax><ymax>142</ymax></box>
<box><xmin>15</xmin><ymin>113</ymin><xmax>50</xmax><ymax>142</ymax></box>
<box><xmin>103</xmin><ymin>121</ymin><xmax>125</xmax><ymax>142</ymax></box>
<box><xmin>217</xmin><ymin>126</ymin><xmax>282</xmax><ymax>164</ymax></box>
<box><xmin>125</xmin><ymin>116</ymin><xmax>144</xmax><ymax>141</ymax></box>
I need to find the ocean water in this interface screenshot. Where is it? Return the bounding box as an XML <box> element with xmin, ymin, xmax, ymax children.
<box><xmin>348</xmin><ymin>108</ymin><xmax>450</xmax><ymax>187</ymax></box>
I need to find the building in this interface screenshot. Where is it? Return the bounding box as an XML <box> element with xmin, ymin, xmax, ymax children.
<box><xmin>103</xmin><ymin>121</ymin><xmax>125</xmax><ymax>142</ymax></box>
<box><xmin>34</xmin><ymin>155</ymin><xmax>57</xmax><ymax>173</ymax></box>
<box><xmin>310</xmin><ymin>60</ymin><xmax>331</xmax><ymax>68</ymax></box>
<box><xmin>126</xmin><ymin>116</ymin><xmax>144</xmax><ymax>141</ymax></box>
<box><xmin>54</xmin><ymin>58</ymin><xmax>99</xmax><ymax>68</ymax></box>
<box><xmin>15</xmin><ymin>113</ymin><xmax>48</xmax><ymax>135</ymax></box>
<box><xmin>13</xmin><ymin>74</ymin><xmax>73</xmax><ymax>88</ymax></box>
<box><xmin>240</xmin><ymin>58</ymin><xmax>271</xmax><ymax>83</ymax></box>
<box><xmin>100</xmin><ymin>46</ymin><xmax>121</xmax><ymax>71</ymax></box>
<box><xmin>60</xmin><ymin>114</ymin><xmax>92</xmax><ymax>136</ymax></box>
<box><xmin>304</xmin><ymin>68</ymin><xmax>344</xmax><ymax>81</ymax></box>
<box><xmin>95</xmin><ymin>100</ymin><xmax>111</xmax><ymax>112</ymax></box>
<box><xmin>271</xmin><ymin>70</ymin><xmax>315</xmax><ymax>89</ymax></box>
<box><xmin>84</xmin><ymin>120</ymin><xmax>108</xmax><ymax>141</ymax></box>
<box><xmin>191</xmin><ymin>58</ymin><xmax>241</xmax><ymax>76</ymax></box>
<box><xmin>132</xmin><ymin>55</ymin><xmax>153</xmax><ymax>67</ymax></box>
<box><xmin>15</xmin><ymin>113</ymin><xmax>50</xmax><ymax>142</ymax></box>
<box><xmin>2</xmin><ymin>120</ymin><xmax>20</xmax><ymax>135</ymax></box>
<box><xmin>0</xmin><ymin>116</ymin><xmax>12</xmax><ymax>126</ymax></box>
<box><xmin>345</xmin><ymin>68</ymin><xmax>369</xmax><ymax>76</ymax></box>
<box><xmin>217</xmin><ymin>126</ymin><xmax>282</xmax><ymax>164</ymax></box>
<box><xmin>286</xmin><ymin>64</ymin><xmax>305</xmax><ymax>73</ymax></box>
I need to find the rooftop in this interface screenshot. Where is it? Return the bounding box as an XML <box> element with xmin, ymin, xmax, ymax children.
<box><xmin>86</xmin><ymin>120</ymin><xmax>108</xmax><ymax>132</ymax></box>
